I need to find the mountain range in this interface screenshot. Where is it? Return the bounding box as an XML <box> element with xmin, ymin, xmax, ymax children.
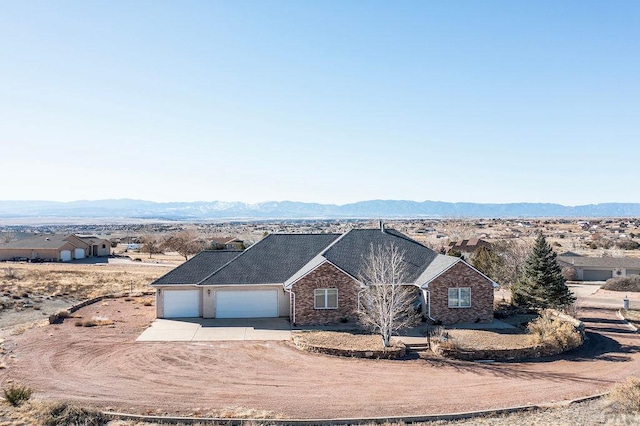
<box><xmin>1</xmin><ymin>199</ymin><xmax>639</xmax><ymax>220</ymax></box>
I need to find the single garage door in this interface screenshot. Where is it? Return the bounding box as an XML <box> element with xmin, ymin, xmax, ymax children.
<box><xmin>216</xmin><ymin>290</ymin><xmax>278</xmax><ymax>318</ymax></box>
<box><xmin>583</xmin><ymin>269</ymin><xmax>613</xmax><ymax>281</ymax></box>
<box><xmin>74</xmin><ymin>248</ymin><xmax>85</xmax><ymax>259</ymax></box>
<box><xmin>163</xmin><ymin>289</ymin><xmax>200</xmax><ymax>318</ymax></box>
<box><xmin>60</xmin><ymin>250</ymin><xmax>72</xmax><ymax>262</ymax></box>
<box><xmin>628</xmin><ymin>270</ymin><xmax>640</xmax><ymax>276</ymax></box>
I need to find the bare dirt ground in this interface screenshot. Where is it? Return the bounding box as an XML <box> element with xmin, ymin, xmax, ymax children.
<box><xmin>0</xmin><ymin>299</ymin><xmax>639</xmax><ymax>420</ymax></box>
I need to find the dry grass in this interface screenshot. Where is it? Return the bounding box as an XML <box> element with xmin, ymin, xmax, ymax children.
<box><xmin>445</xmin><ymin>329</ymin><xmax>534</xmax><ymax>351</ymax></box>
<box><xmin>74</xmin><ymin>316</ymin><xmax>115</xmax><ymax>327</ymax></box>
<box><xmin>527</xmin><ymin>311</ymin><xmax>583</xmax><ymax>352</ymax></box>
<box><xmin>294</xmin><ymin>330</ymin><xmax>402</xmax><ymax>351</ymax></box>
<box><xmin>0</xmin><ymin>263</ymin><xmax>171</xmax><ymax>300</ymax></box>
<box><xmin>622</xmin><ymin>309</ymin><xmax>640</xmax><ymax>328</ymax></box>
<box><xmin>610</xmin><ymin>377</ymin><xmax>640</xmax><ymax>413</ymax></box>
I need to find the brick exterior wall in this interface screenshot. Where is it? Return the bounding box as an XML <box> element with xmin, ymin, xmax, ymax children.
<box><xmin>428</xmin><ymin>261</ymin><xmax>494</xmax><ymax>324</ymax></box>
<box><xmin>291</xmin><ymin>262</ymin><xmax>362</xmax><ymax>325</ymax></box>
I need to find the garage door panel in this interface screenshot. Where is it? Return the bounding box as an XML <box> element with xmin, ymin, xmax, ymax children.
<box><xmin>216</xmin><ymin>290</ymin><xmax>278</xmax><ymax>318</ymax></box>
<box><xmin>60</xmin><ymin>250</ymin><xmax>72</xmax><ymax>262</ymax></box>
<box><xmin>74</xmin><ymin>248</ymin><xmax>85</xmax><ymax>259</ymax></box>
<box><xmin>164</xmin><ymin>289</ymin><xmax>199</xmax><ymax>318</ymax></box>
<box><xmin>583</xmin><ymin>269</ymin><xmax>612</xmax><ymax>281</ymax></box>
<box><xmin>628</xmin><ymin>270</ymin><xmax>640</xmax><ymax>276</ymax></box>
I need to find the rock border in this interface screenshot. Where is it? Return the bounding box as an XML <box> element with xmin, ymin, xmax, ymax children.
<box><xmin>291</xmin><ymin>333</ymin><xmax>406</xmax><ymax>359</ymax></box>
<box><xmin>102</xmin><ymin>392</ymin><xmax>609</xmax><ymax>425</ymax></box>
<box><xmin>48</xmin><ymin>291</ymin><xmax>154</xmax><ymax>324</ymax></box>
<box><xmin>616</xmin><ymin>309</ymin><xmax>639</xmax><ymax>332</ymax></box>
<box><xmin>433</xmin><ymin>309</ymin><xmax>585</xmax><ymax>361</ymax></box>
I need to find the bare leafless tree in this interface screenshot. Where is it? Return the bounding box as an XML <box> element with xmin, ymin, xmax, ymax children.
<box><xmin>139</xmin><ymin>233</ymin><xmax>163</xmax><ymax>259</ymax></box>
<box><xmin>490</xmin><ymin>238</ymin><xmax>535</xmax><ymax>289</ymax></box>
<box><xmin>163</xmin><ymin>230</ymin><xmax>204</xmax><ymax>260</ymax></box>
<box><xmin>357</xmin><ymin>243</ymin><xmax>419</xmax><ymax>347</ymax></box>
<box><xmin>2</xmin><ymin>232</ymin><xmax>16</xmax><ymax>244</ymax></box>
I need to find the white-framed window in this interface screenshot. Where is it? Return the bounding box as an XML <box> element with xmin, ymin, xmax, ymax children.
<box><xmin>448</xmin><ymin>287</ymin><xmax>471</xmax><ymax>308</ymax></box>
<box><xmin>314</xmin><ymin>288</ymin><xmax>338</xmax><ymax>309</ymax></box>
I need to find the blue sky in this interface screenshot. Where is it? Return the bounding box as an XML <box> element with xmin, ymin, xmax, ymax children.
<box><xmin>1</xmin><ymin>1</ymin><xmax>639</xmax><ymax>205</ymax></box>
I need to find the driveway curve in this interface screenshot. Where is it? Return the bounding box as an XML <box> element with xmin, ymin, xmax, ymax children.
<box><xmin>1</xmin><ymin>299</ymin><xmax>639</xmax><ymax>419</ymax></box>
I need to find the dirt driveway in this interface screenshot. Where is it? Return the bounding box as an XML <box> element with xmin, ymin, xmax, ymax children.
<box><xmin>1</xmin><ymin>298</ymin><xmax>639</xmax><ymax>419</ymax></box>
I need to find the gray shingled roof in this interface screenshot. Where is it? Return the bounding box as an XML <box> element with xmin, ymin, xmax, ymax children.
<box><xmin>152</xmin><ymin>230</ymin><xmax>467</xmax><ymax>288</ymax></box>
<box><xmin>323</xmin><ymin>229</ymin><xmax>438</xmax><ymax>282</ymax></box>
<box><xmin>201</xmin><ymin>233</ymin><xmax>341</xmax><ymax>285</ymax></box>
<box><xmin>152</xmin><ymin>251</ymin><xmax>241</xmax><ymax>285</ymax></box>
<box><xmin>558</xmin><ymin>256</ymin><xmax>640</xmax><ymax>269</ymax></box>
<box><xmin>0</xmin><ymin>234</ymin><xmax>74</xmax><ymax>249</ymax></box>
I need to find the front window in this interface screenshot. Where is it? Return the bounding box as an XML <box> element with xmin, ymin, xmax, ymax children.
<box><xmin>314</xmin><ymin>288</ymin><xmax>338</xmax><ymax>309</ymax></box>
<box><xmin>448</xmin><ymin>288</ymin><xmax>471</xmax><ymax>308</ymax></box>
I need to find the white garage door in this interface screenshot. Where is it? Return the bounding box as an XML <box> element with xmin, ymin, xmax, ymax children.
<box><xmin>216</xmin><ymin>290</ymin><xmax>278</xmax><ymax>318</ymax></box>
<box><xmin>60</xmin><ymin>250</ymin><xmax>72</xmax><ymax>262</ymax></box>
<box><xmin>163</xmin><ymin>289</ymin><xmax>200</xmax><ymax>318</ymax></box>
<box><xmin>74</xmin><ymin>248</ymin><xmax>85</xmax><ymax>259</ymax></box>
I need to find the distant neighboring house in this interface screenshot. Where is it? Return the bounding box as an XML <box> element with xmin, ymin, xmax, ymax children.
<box><xmin>447</xmin><ymin>238</ymin><xmax>492</xmax><ymax>258</ymax></box>
<box><xmin>557</xmin><ymin>254</ymin><xmax>640</xmax><ymax>281</ymax></box>
<box><xmin>151</xmin><ymin>228</ymin><xmax>498</xmax><ymax>325</ymax></box>
<box><xmin>77</xmin><ymin>235</ymin><xmax>111</xmax><ymax>257</ymax></box>
<box><xmin>210</xmin><ymin>237</ymin><xmax>244</xmax><ymax>251</ymax></box>
<box><xmin>0</xmin><ymin>233</ymin><xmax>110</xmax><ymax>262</ymax></box>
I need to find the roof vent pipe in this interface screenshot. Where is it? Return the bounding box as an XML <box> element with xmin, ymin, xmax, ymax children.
<box><xmin>380</xmin><ymin>220</ymin><xmax>384</xmax><ymax>232</ymax></box>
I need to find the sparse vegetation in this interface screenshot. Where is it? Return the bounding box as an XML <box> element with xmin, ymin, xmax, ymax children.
<box><xmin>75</xmin><ymin>316</ymin><xmax>115</xmax><ymax>327</ymax></box>
<box><xmin>603</xmin><ymin>275</ymin><xmax>640</xmax><ymax>292</ymax></box>
<box><xmin>293</xmin><ymin>330</ymin><xmax>406</xmax><ymax>358</ymax></box>
<box><xmin>0</xmin><ymin>263</ymin><xmax>168</xmax><ymax>301</ymax></box>
<box><xmin>609</xmin><ymin>377</ymin><xmax>640</xmax><ymax>413</ymax></box>
<box><xmin>41</xmin><ymin>401</ymin><xmax>109</xmax><ymax>426</ymax></box>
<box><xmin>527</xmin><ymin>311</ymin><xmax>583</xmax><ymax>352</ymax></box>
<box><xmin>3</xmin><ymin>383</ymin><xmax>32</xmax><ymax>406</ymax></box>
<box><xmin>2</xmin><ymin>267</ymin><xmax>20</xmax><ymax>280</ymax></box>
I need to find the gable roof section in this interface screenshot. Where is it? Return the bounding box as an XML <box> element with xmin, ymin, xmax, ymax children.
<box><xmin>322</xmin><ymin>229</ymin><xmax>438</xmax><ymax>283</ymax></box>
<box><xmin>415</xmin><ymin>254</ymin><xmax>461</xmax><ymax>287</ymax></box>
<box><xmin>152</xmin><ymin>251</ymin><xmax>241</xmax><ymax>285</ymax></box>
<box><xmin>558</xmin><ymin>256</ymin><xmax>640</xmax><ymax>269</ymax></box>
<box><xmin>201</xmin><ymin>233</ymin><xmax>341</xmax><ymax>285</ymax></box>
<box><xmin>0</xmin><ymin>234</ymin><xmax>80</xmax><ymax>250</ymax></box>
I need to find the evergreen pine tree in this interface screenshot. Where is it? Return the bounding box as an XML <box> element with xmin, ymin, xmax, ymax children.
<box><xmin>511</xmin><ymin>234</ymin><xmax>575</xmax><ymax>309</ymax></box>
<box><xmin>470</xmin><ymin>245</ymin><xmax>500</xmax><ymax>277</ymax></box>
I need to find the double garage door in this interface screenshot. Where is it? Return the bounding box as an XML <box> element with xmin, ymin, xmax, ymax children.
<box><xmin>216</xmin><ymin>290</ymin><xmax>278</xmax><ymax>318</ymax></box>
<box><xmin>582</xmin><ymin>269</ymin><xmax>613</xmax><ymax>281</ymax></box>
<box><xmin>59</xmin><ymin>249</ymin><xmax>86</xmax><ymax>262</ymax></box>
<box><xmin>162</xmin><ymin>289</ymin><xmax>278</xmax><ymax>319</ymax></box>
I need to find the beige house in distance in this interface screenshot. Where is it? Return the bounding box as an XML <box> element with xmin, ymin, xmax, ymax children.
<box><xmin>0</xmin><ymin>234</ymin><xmax>110</xmax><ymax>262</ymax></box>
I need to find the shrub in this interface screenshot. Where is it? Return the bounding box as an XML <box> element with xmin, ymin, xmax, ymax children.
<box><xmin>562</xmin><ymin>266</ymin><xmax>577</xmax><ymax>281</ymax></box>
<box><xmin>43</xmin><ymin>401</ymin><xmax>109</xmax><ymax>426</ymax></box>
<box><xmin>75</xmin><ymin>317</ymin><xmax>114</xmax><ymax>327</ymax></box>
<box><xmin>3</xmin><ymin>383</ymin><xmax>33</xmax><ymax>406</ymax></box>
<box><xmin>609</xmin><ymin>377</ymin><xmax>640</xmax><ymax>412</ymax></box>
<box><xmin>2</xmin><ymin>267</ymin><xmax>20</xmax><ymax>280</ymax></box>
<box><xmin>616</xmin><ymin>240</ymin><xmax>640</xmax><ymax>250</ymax></box>
<box><xmin>603</xmin><ymin>275</ymin><xmax>640</xmax><ymax>292</ymax></box>
<box><xmin>527</xmin><ymin>311</ymin><xmax>582</xmax><ymax>352</ymax></box>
